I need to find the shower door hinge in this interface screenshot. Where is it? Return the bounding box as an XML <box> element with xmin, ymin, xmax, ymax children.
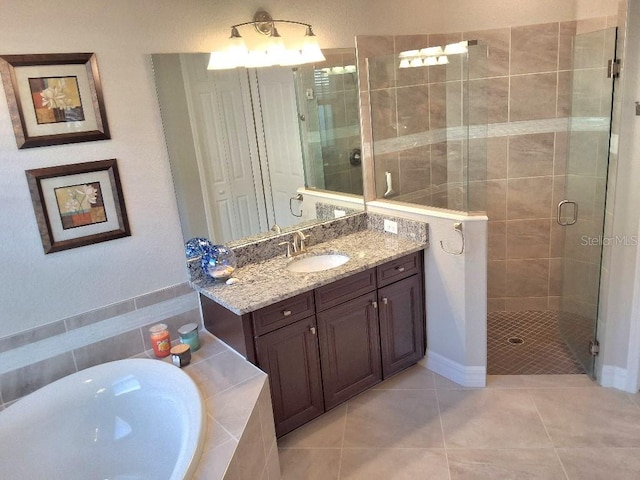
<box><xmin>589</xmin><ymin>339</ymin><xmax>600</xmax><ymax>356</ymax></box>
<box><xmin>607</xmin><ymin>59</ymin><xmax>620</xmax><ymax>78</ymax></box>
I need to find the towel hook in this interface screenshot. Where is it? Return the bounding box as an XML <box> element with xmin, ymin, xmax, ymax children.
<box><xmin>440</xmin><ymin>222</ymin><xmax>465</xmax><ymax>256</ymax></box>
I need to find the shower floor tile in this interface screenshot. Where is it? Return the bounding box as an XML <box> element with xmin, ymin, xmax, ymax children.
<box><xmin>487</xmin><ymin>310</ymin><xmax>586</xmax><ymax>375</ymax></box>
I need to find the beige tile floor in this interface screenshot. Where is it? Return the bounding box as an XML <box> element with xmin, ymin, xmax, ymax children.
<box><xmin>277</xmin><ymin>363</ymin><xmax>640</xmax><ymax>479</ymax></box>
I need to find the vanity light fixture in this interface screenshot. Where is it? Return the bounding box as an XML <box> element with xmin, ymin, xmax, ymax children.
<box><xmin>318</xmin><ymin>65</ymin><xmax>357</xmax><ymax>75</ymax></box>
<box><xmin>207</xmin><ymin>9</ymin><xmax>326</xmax><ymax>70</ymax></box>
<box><xmin>397</xmin><ymin>41</ymin><xmax>470</xmax><ymax>69</ymax></box>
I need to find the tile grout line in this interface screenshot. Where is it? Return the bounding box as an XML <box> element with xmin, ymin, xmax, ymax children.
<box><xmin>528</xmin><ymin>387</ymin><xmax>572</xmax><ymax>480</ymax></box>
<box><xmin>434</xmin><ymin>379</ymin><xmax>454</xmax><ymax>480</ymax></box>
<box><xmin>336</xmin><ymin>401</ymin><xmax>349</xmax><ymax>480</ymax></box>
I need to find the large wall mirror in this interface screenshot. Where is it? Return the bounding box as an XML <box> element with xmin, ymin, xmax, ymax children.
<box><xmin>152</xmin><ymin>49</ymin><xmax>363</xmax><ymax>245</ymax></box>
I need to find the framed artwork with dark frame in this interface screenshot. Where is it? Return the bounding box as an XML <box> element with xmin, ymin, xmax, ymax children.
<box><xmin>26</xmin><ymin>159</ymin><xmax>130</xmax><ymax>253</ymax></box>
<box><xmin>0</xmin><ymin>53</ymin><xmax>110</xmax><ymax>149</ymax></box>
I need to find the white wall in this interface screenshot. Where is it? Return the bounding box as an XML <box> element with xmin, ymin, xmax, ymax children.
<box><xmin>597</xmin><ymin>0</ymin><xmax>640</xmax><ymax>391</ymax></box>
<box><xmin>0</xmin><ymin>0</ymin><xmax>619</xmax><ymax>340</ymax></box>
<box><xmin>367</xmin><ymin>201</ymin><xmax>488</xmax><ymax>386</ymax></box>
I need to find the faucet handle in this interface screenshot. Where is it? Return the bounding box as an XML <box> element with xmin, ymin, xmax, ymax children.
<box><xmin>278</xmin><ymin>241</ymin><xmax>293</xmax><ymax>257</ymax></box>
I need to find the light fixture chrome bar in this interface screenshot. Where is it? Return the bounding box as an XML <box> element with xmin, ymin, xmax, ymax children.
<box><xmin>208</xmin><ymin>9</ymin><xmax>325</xmax><ymax>70</ymax></box>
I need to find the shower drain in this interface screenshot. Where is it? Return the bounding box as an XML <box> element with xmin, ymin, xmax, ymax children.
<box><xmin>507</xmin><ymin>337</ymin><xmax>524</xmax><ymax>345</ymax></box>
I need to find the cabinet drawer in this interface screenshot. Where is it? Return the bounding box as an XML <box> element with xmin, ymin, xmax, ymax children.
<box><xmin>252</xmin><ymin>291</ymin><xmax>315</xmax><ymax>336</ymax></box>
<box><xmin>377</xmin><ymin>251</ymin><xmax>422</xmax><ymax>287</ymax></box>
<box><xmin>315</xmin><ymin>269</ymin><xmax>377</xmax><ymax>311</ymax></box>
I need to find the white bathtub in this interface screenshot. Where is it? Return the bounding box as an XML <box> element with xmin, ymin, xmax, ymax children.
<box><xmin>0</xmin><ymin>358</ymin><xmax>206</xmax><ymax>479</ymax></box>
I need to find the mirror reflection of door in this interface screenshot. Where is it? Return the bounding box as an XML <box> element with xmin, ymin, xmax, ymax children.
<box><xmin>180</xmin><ymin>54</ymin><xmax>304</xmax><ymax>243</ymax></box>
<box><xmin>153</xmin><ymin>51</ymin><xmax>364</xmax><ymax>244</ymax></box>
<box><xmin>252</xmin><ymin>68</ymin><xmax>306</xmax><ymax>229</ymax></box>
<box><xmin>181</xmin><ymin>55</ymin><xmax>267</xmax><ymax>243</ymax></box>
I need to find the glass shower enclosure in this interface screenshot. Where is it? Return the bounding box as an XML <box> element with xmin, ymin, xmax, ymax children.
<box><xmin>558</xmin><ymin>27</ymin><xmax>618</xmax><ymax>377</ymax></box>
<box><xmin>365</xmin><ymin>40</ymin><xmax>488</xmax><ymax>214</ymax></box>
<box><xmin>363</xmin><ymin>28</ymin><xmax>618</xmax><ymax>379</ymax></box>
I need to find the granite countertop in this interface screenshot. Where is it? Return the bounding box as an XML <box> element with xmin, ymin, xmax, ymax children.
<box><xmin>195</xmin><ymin>229</ymin><xmax>426</xmax><ymax>315</ymax></box>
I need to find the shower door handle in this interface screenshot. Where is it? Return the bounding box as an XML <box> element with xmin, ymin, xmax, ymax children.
<box><xmin>557</xmin><ymin>200</ymin><xmax>578</xmax><ymax>226</ymax></box>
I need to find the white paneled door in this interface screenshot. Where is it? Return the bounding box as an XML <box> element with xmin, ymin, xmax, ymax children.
<box><xmin>254</xmin><ymin>67</ymin><xmax>306</xmax><ymax>228</ymax></box>
<box><xmin>180</xmin><ymin>54</ymin><xmax>268</xmax><ymax>243</ymax></box>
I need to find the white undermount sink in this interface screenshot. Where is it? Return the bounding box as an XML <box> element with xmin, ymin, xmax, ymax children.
<box><xmin>286</xmin><ymin>253</ymin><xmax>350</xmax><ymax>273</ymax></box>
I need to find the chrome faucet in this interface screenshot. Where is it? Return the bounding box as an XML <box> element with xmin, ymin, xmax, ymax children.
<box><xmin>279</xmin><ymin>231</ymin><xmax>311</xmax><ymax>258</ymax></box>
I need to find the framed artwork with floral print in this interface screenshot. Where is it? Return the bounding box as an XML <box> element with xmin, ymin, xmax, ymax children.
<box><xmin>25</xmin><ymin>159</ymin><xmax>130</xmax><ymax>253</ymax></box>
<box><xmin>0</xmin><ymin>53</ymin><xmax>110</xmax><ymax>148</ymax></box>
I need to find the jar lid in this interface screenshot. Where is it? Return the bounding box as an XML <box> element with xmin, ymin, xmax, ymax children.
<box><xmin>178</xmin><ymin>323</ymin><xmax>198</xmax><ymax>335</ymax></box>
<box><xmin>149</xmin><ymin>323</ymin><xmax>168</xmax><ymax>333</ymax></box>
<box><xmin>171</xmin><ymin>343</ymin><xmax>190</xmax><ymax>355</ymax></box>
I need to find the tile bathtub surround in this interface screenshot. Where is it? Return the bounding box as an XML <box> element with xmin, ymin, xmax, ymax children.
<box><xmin>0</xmin><ymin>329</ymin><xmax>281</xmax><ymax>479</ymax></box>
<box><xmin>0</xmin><ymin>283</ymin><xmax>201</xmax><ymax>406</ymax></box>
<box><xmin>140</xmin><ymin>332</ymin><xmax>281</xmax><ymax>480</ymax></box>
<box><xmin>278</xmin><ymin>363</ymin><xmax>640</xmax><ymax>480</ymax></box>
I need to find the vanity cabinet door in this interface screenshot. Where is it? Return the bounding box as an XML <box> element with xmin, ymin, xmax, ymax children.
<box><xmin>378</xmin><ymin>274</ymin><xmax>425</xmax><ymax>378</ymax></box>
<box><xmin>317</xmin><ymin>291</ymin><xmax>382</xmax><ymax>409</ymax></box>
<box><xmin>256</xmin><ymin>316</ymin><xmax>324</xmax><ymax>437</ymax></box>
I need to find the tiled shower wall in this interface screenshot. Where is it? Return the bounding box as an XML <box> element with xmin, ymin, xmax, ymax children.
<box><xmin>357</xmin><ymin>14</ymin><xmax>617</xmax><ymax>313</ymax></box>
<box><xmin>298</xmin><ymin>50</ymin><xmax>363</xmax><ymax>195</ymax></box>
<box><xmin>484</xmin><ymin>16</ymin><xmax>617</xmax><ymax>313</ymax></box>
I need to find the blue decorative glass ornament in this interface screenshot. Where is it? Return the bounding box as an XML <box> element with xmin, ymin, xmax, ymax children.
<box><xmin>185</xmin><ymin>238</ymin><xmax>214</xmax><ymax>259</ymax></box>
<box><xmin>201</xmin><ymin>245</ymin><xmax>237</xmax><ymax>281</ymax></box>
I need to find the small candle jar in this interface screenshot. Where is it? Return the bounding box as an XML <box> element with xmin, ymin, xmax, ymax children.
<box><xmin>171</xmin><ymin>343</ymin><xmax>191</xmax><ymax>368</ymax></box>
<box><xmin>149</xmin><ymin>323</ymin><xmax>171</xmax><ymax>358</ymax></box>
<box><xmin>178</xmin><ymin>323</ymin><xmax>200</xmax><ymax>352</ymax></box>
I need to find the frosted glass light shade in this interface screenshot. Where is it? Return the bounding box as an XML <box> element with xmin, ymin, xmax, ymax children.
<box><xmin>207</xmin><ymin>51</ymin><xmax>237</xmax><ymax>70</ymax></box>
<box><xmin>266</xmin><ymin>32</ymin><xmax>286</xmax><ymax>64</ymax></box>
<box><xmin>245</xmin><ymin>50</ymin><xmax>273</xmax><ymax>68</ymax></box>
<box><xmin>227</xmin><ymin>35</ymin><xmax>248</xmax><ymax>61</ymax></box>
<box><xmin>398</xmin><ymin>49</ymin><xmax>420</xmax><ymax>58</ymax></box>
<box><xmin>301</xmin><ymin>35</ymin><xmax>326</xmax><ymax>63</ymax></box>
<box><xmin>279</xmin><ymin>49</ymin><xmax>305</xmax><ymax>66</ymax></box>
<box><xmin>443</xmin><ymin>41</ymin><xmax>468</xmax><ymax>55</ymax></box>
<box><xmin>420</xmin><ymin>46</ymin><xmax>444</xmax><ymax>56</ymax></box>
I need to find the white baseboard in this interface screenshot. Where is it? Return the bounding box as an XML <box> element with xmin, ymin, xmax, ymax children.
<box><xmin>600</xmin><ymin>364</ymin><xmax>638</xmax><ymax>392</ymax></box>
<box><xmin>422</xmin><ymin>350</ymin><xmax>486</xmax><ymax>387</ymax></box>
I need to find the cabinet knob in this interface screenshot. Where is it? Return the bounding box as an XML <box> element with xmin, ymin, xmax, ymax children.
<box><xmin>382</xmin><ymin>297</ymin><xmax>388</xmax><ymax>305</ymax></box>
<box><xmin>396</xmin><ymin>266</ymin><xmax>405</xmax><ymax>272</ymax></box>
<box><xmin>310</xmin><ymin>326</ymin><xmax>316</xmax><ymax>335</ymax></box>
<box><xmin>371</xmin><ymin>301</ymin><xmax>378</xmax><ymax>309</ymax></box>
<box><xmin>283</xmin><ymin>310</ymin><xmax>292</xmax><ymax>317</ymax></box>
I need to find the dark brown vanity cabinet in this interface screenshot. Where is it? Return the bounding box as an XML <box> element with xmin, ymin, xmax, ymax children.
<box><xmin>255</xmin><ymin>315</ymin><xmax>324</xmax><ymax>437</ymax></box>
<box><xmin>378</xmin><ymin>274</ymin><xmax>425</xmax><ymax>377</ymax></box>
<box><xmin>201</xmin><ymin>250</ymin><xmax>425</xmax><ymax>437</ymax></box>
<box><xmin>316</xmin><ymin>275</ymin><xmax>382</xmax><ymax>410</ymax></box>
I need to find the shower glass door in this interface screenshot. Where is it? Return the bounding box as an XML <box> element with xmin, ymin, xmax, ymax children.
<box><xmin>558</xmin><ymin>27</ymin><xmax>617</xmax><ymax>378</ymax></box>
